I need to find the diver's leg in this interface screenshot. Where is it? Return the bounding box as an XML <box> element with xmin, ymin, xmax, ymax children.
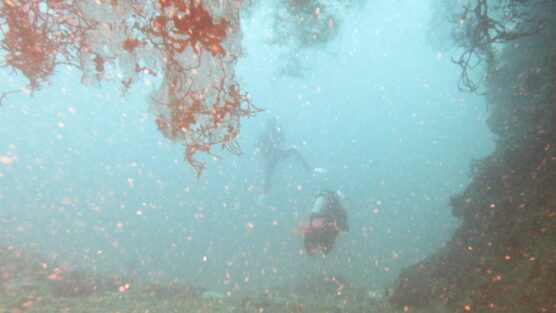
<box><xmin>262</xmin><ymin>162</ymin><xmax>277</xmax><ymax>193</ymax></box>
<box><xmin>321</xmin><ymin>238</ymin><xmax>336</xmax><ymax>255</ymax></box>
<box><xmin>321</xmin><ymin>230</ymin><xmax>339</xmax><ymax>255</ymax></box>
<box><xmin>304</xmin><ymin>233</ymin><xmax>318</xmax><ymax>255</ymax></box>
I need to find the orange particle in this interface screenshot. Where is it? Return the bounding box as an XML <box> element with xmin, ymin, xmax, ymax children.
<box><xmin>403</xmin><ymin>305</ymin><xmax>409</xmax><ymax>311</ymax></box>
<box><xmin>504</xmin><ymin>255</ymin><xmax>511</xmax><ymax>260</ymax></box>
<box><xmin>464</xmin><ymin>305</ymin><xmax>471</xmax><ymax>311</ymax></box>
<box><xmin>21</xmin><ymin>301</ymin><xmax>33</xmax><ymax>308</ymax></box>
<box><xmin>64</xmin><ymin>17</ymin><xmax>75</xmax><ymax>26</ymax></box>
<box><xmin>47</xmin><ymin>273</ymin><xmax>58</xmax><ymax>280</ymax></box>
<box><xmin>0</xmin><ymin>156</ymin><xmax>12</xmax><ymax>165</ymax></box>
<box><xmin>211</xmin><ymin>44</ymin><xmax>222</xmax><ymax>54</ymax></box>
<box><xmin>118</xmin><ymin>283</ymin><xmax>131</xmax><ymax>292</ymax></box>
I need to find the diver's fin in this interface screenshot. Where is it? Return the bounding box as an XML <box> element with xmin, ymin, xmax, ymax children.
<box><xmin>313</xmin><ymin>167</ymin><xmax>328</xmax><ymax>174</ymax></box>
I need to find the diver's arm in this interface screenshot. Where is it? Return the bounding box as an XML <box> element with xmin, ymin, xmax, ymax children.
<box><xmin>295</xmin><ymin>151</ymin><xmax>313</xmax><ymax>173</ymax></box>
<box><xmin>282</xmin><ymin>148</ymin><xmax>312</xmax><ymax>172</ymax></box>
<box><xmin>337</xmin><ymin>209</ymin><xmax>349</xmax><ymax>232</ymax></box>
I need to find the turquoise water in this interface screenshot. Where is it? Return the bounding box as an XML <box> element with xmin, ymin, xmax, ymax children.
<box><xmin>0</xmin><ymin>0</ymin><xmax>494</xmax><ymax>295</ymax></box>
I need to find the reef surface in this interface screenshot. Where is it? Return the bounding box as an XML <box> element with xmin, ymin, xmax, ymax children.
<box><xmin>390</xmin><ymin>9</ymin><xmax>556</xmax><ymax>313</ymax></box>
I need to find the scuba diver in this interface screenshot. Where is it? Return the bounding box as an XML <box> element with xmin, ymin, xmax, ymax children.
<box><xmin>292</xmin><ymin>189</ymin><xmax>349</xmax><ymax>255</ymax></box>
<box><xmin>255</xmin><ymin>117</ymin><xmax>316</xmax><ymax>194</ymax></box>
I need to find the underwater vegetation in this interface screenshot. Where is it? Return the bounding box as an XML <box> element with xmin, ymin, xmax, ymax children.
<box><xmin>440</xmin><ymin>0</ymin><xmax>548</xmax><ymax>94</ymax></box>
<box><xmin>0</xmin><ymin>0</ymin><xmax>367</xmax><ymax>176</ymax></box>
<box><xmin>0</xmin><ymin>0</ymin><xmax>259</xmax><ymax>178</ymax></box>
<box><xmin>0</xmin><ymin>0</ymin><xmax>361</xmax><ymax>178</ymax></box>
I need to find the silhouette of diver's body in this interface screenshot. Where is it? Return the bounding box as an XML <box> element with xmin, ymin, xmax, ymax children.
<box><xmin>256</xmin><ymin>118</ymin><xmax>313</xmax><ymax>193</ymax></box>
<box><xmin>303</xmin><ymin>189</ymin><xmax>349</xmax><ymax>255</ymax></box>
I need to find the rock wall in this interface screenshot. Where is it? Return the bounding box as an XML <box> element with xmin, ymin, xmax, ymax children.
<box><xmin>390</xmin><ymin>8</ymin><xmax>556</xmax><ymax>313</ymax></box>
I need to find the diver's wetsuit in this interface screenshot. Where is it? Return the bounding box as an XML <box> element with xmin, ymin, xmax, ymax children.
<box><xmin>256</xmin><ymin>118</ymin><xmax>312</xmax><ymax>193</ymax></box>
<box><xmin>304</xmin><ymin>190</ymin><xmax>349</xmax><ymax>255</ymax></box>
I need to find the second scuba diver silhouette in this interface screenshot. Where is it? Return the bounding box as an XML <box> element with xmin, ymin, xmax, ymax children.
<box><xmin>255</xmin><ymin>117</ymin><xmax>316</xmax><ymax>194</ymax></box>
<box><xmin>254</xmin><ymin>118</ymin><xmax>346</xmax><ymax>255</ymax></box>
